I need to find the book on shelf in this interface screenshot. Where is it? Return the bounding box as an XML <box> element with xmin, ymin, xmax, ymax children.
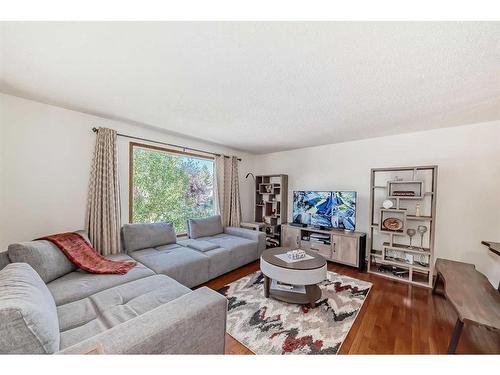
<box><xmin>270</xmin><ymin>280</ymin><xmax>306</xmax><ymax>294</ymax></box>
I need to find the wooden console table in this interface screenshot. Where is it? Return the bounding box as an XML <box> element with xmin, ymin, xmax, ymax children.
<box><xmin>432</xmin><ymin>258</ymin><xmax>500</xmax><ymax>353</ymax></box>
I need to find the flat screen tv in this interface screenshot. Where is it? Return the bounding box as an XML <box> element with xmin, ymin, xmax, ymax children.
<box><xmin>292</xmin><ymin>191</ymin><xmax>357</xmax><ymax>230</ymax></box>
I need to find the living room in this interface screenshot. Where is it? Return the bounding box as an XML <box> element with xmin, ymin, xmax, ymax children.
<box><xmin>1</xmin><ymin>1</ymin><xmax>499</xmax><ymax>372</ymax></box>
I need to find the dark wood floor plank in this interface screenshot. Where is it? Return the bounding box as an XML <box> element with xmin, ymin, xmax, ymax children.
<box><xmin>202</xmin><ymin>260</ymin><xmax>500</xmax><ymax>354</ymax></box>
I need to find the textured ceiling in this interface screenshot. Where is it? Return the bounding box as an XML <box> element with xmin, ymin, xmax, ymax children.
<box><xmin>1</xmin><ymin>22</ymin><xmax>499</xmax><ymax>154</ymax></box>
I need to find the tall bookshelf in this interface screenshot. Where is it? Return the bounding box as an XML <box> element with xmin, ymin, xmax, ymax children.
<box><xmin>254</xmin><ymin>174</ymin><xmax>288</xmax><ymax>248</ymax></box>
<box><xmin>368</xmin><ymin>166</ymin><xmax>438</xmax><ymax>287</ymax></box>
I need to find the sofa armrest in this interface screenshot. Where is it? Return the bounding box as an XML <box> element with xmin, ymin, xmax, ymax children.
<box><xmin>58</xmin><ymin>287</ymin><xmax>227</xmax><ymax>355</ymax></box>
<box><xmin>224</xmin><ymin>226</ymin><xmax>266</xmax><ymax>256</ymax></box>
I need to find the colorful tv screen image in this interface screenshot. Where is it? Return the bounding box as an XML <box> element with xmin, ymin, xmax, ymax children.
<box><xmin>292</xmin><ymin>191</ymin><xmax>356</xmax><ymax>230</ymax></box>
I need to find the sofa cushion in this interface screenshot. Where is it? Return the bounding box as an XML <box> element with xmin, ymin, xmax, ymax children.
<box><xmin>187</xmin><ymin>215</ymin><xmax>223</xmax><ymax>239</ymax></box>
<box><xmin>8</xmin><ymin>239</ymin><xmax>77</xmax><ymax>284</ymax></box>
<box><xmin>178</xmin><ymin>239</ymin><xmax>219</xmax><ymax>252</ymax></box>
<box><xmin>199</xmin><ymin>233</ymin><xmax>258</xmax><ymax>268</ymax></box>
<box><xmin>0</xmin><ymin>263</ymin><xmax>60</xmax><ymax>354</ymax></box>
<box><xmin>47</xmin><ymin>254</ymin><xmax>155</xmax><ymax>306</ymax></box>
<box><xmin>130</xmin><ymin>243</ymin><xmax>182</xmax><ymax>255</ymax></box>
<box><xmin>202</xmin><ymin>247</ymin><xmax>234</xmax><ymax>279</ymax></box>
<box><xmin>130</xmin><ymin>247</ymin><xmax>210</xmax><ymax>288</ymax></box>
<box><xmin>58</xmin><ymin>274</ymin><xmax>190</xmax><ymax>350</ymax></box>
<box><xmin>121</xmin><ymin>222</ymin><xmax>177</xmax><ymax>253</ymax></box>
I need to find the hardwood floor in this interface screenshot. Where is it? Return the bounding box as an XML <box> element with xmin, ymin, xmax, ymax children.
<box><xmin>201</xmin><ymin>261</ymin><xmax>500</xmax><ymax>354</ymax></box>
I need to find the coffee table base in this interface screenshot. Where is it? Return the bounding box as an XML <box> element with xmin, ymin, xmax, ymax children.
<box><xmin>264</xmin><ymin>275</ymin><xmax>322</xmax><ymax>308</ymax></box>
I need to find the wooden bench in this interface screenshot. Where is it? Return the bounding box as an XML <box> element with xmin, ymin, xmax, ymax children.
<box><xmin>432</xmin><ymin>258</ymin><xmax>500</xmax><ymax>353</ymax></box>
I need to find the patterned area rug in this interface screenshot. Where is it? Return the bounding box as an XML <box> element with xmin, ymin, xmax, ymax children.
<box><xmin>219</xmin><ymin>271</ymin><xmax>372</xmax><ymax>354</ymax></box>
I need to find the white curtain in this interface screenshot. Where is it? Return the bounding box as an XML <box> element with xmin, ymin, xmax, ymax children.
<box><xmin>215</xmin><ymin>155</ymin><xmax>242</xmax><ymax>227</ymax></box>
<box><xmin>86</xmin><ymin>127</ymin><xmax>121</xmax><ymax>255</ymax></box>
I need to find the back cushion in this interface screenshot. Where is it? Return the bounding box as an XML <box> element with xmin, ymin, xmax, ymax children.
<box><xmin>188</xmin><ymin>215</ymin><xmax>224</xmax><ymax>239</ymax></box>
<box><xmin>178</xmin><ymin>239</ymin><xmax>219</xmax><ymax>252</ymax></box>
<box><xmin>0</xmin><ymin>263</ymin><xmax>60</xmax><ymax>354</ymax></box>
<box><xmin>121</xmin><ymin>222</ymin><xmax>177</xmax><ymax>253</ymax></box>
<box><xmin>8</xmin><ymin>240</ymin><xmax>77</xmax><ymax>284</ymax></box>
<box><xmin>7</xmin><ymin>230</ymin><xmax>88</xmax><ymax>283</ymax></box>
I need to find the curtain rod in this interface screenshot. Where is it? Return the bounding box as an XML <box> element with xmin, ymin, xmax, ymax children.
<box><xmin>92</xmin><ymin>127</ymin><xmax>241</xmax><ymax>161</ymax></box>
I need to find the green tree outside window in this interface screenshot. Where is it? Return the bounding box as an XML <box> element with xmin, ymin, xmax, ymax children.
<box><xmin>132</xmin><ymin>146</ymin><xmax>214</xmax><ymax>233</ymax></box>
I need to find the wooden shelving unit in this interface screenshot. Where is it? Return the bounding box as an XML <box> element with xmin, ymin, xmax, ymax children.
<box><xmin>254</xmin><ymin>174</ymin><xmax>288</xmax><ymax>248</ymax></box>
<box><xmin>367</xmin><ymin>166</ymin><xmax>438</xmax><ymax>288</ymax></box>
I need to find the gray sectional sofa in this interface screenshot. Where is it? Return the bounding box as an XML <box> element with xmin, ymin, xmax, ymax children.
<box><xmin>0</xmin><ymin>215</ymin><xmax>266</xmax><ymax>354</ymax></box>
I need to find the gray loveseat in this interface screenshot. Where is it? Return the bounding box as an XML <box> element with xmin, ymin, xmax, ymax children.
<box><xmin>0</xmin><ymin>215</ymin><xmax>265</xmax><ymax>354</ymax></box>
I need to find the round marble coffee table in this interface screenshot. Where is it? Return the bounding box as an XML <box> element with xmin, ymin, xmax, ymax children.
<box><xmin>260</xmin><ymin>247</ymin><xmax>327</xmax><ymax>307</ymax></box>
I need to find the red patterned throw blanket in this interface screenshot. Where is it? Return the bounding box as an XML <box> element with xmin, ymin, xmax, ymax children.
<box><xmin>38</xmin><ymin>232</ymin><xmax>136</xmax><ymax>274</ymax></box>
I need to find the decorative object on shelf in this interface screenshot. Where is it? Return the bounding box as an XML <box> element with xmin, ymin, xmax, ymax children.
<box><xmin>415</xmin><ymin>203</ymin><xmax>421</xmax><ymax>217</ymax></box>
<box><xmin>382</xmin><ymin>217</ymin><xmax>403</xmax><ymax>231</ymax></box>
<box><xmin>378</xmin><ymin>264</ymin><xmax>409</xmax><ymax>278</ymax></box>
<box><xmin>387</xmin><ymin>180</ymin><xmax>424</xmax><ymax>199</ymax></box>
<box><xmin>266</xmin><ymin>238</ymin><xmax>280</xmax><ymax>248</ymax></box>
<box><xmin>406</xmin><ymin>228</ymin><xmax>416</xmax><ymax>249</ymax></box>
<box><xmin>382</xmin><ymin>199</ymin><xmax>394</xmax><ymax>209</ymax></box>
<box><xmin>286</xmin><ymin>249</ymin><xmax>306</xmax><ymax>260</ymax></box>
<box><xmin>392</xmin><ymin>190</ymin><xmax>415</xmax><ymax>197</ymax></box>
<box><xmin>265</xmin><ymin>185</ymin><xmax>272</xmax><ymax>193</ymax></box>
<box><xmin>379</xmin><ymin>208</ymin><xmax>406</xmax><ymax>234</ymax></box>
<box><xmin>417</xmin><ymin>225</ymin><xmax>428</xmax><ymax>250</ymax></box>
<box><xmin>385</xmin><ymin>249</ymin><xmax>406</xmax><ymax>263</ymax></box>
<box><xmin>385</xmin><ymin>250</ymin><xmax>413</xmax><ymax>265</ymax></box>
<box><xmin>413</xmin><ymin>253</ymin><xmax>429</xmax><ymax>267</ymax></box>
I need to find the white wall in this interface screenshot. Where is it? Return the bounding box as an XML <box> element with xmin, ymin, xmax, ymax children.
<box><xmin>0</xmin><ymin>93</ymin><xmax>256</xmax><ymax>250</ymax></box>
<box><xmin>253</xmin><ymin>122</ymin><xmax>500</xmax><ymax>286</ymax></box>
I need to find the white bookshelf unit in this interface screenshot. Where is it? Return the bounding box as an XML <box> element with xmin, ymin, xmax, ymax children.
<box><xmin>368</xmin><ymin>166</ymin><xmax>438</xmax><ymax>287</ymax></box>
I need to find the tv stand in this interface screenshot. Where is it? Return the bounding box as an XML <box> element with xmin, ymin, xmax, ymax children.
<box><xmin>281</xmin><ymin>224</ymin><xmax>366</xmax><ymax>271</ymax></box>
